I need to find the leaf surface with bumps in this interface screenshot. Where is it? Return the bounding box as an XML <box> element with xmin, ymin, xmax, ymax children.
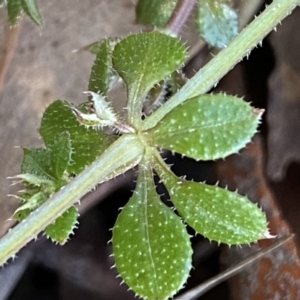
<box><xmin>112</xmin><ymin>166</ymin><xmax>192</xmax><ymax>300</ymax></box>
<box><xmin>45</xmin><ymin>206</ymin><xmax>78</xmax><ymax>245</ymax></box>
<box><xmin>21</xmin><ymin>148</ymin><xmax>54</xmax><ymax>181</ymax></box>
<box><xmin>112</xmin><ymin>31</ymin><xmax>186</xmax><ymax>125</ymax></box>
<box><xmin>153</xmin><ymin>155</ymin><xmax>269</xmax><ymax>245</ymax></box>
<box><xmin>135</xmin><ymin>0</ymin><xmax>177</xmax><ymax>27</ymax></box>
<box><xmin>196</xmin><ymin>0</ymin><xmax>238</xmax><ymax>48</ymax></box>
<box><xmin>21</xmin><ymin>134</ymin><xmax>72</xmax><ymax>183</ymax></box>
<box><xmin>39</xmin><ymin>100</ymin><xmax>115</xmax><ymax>174</ymax></box>
<box><xmin>148</xmin><ymin>94</ymin><xmax>262</xmax><ymax>160</ymax></box>
<box><xmin>88</xmin><ymin>39</ymin><xmax>111</xmax><ymax>95</ymax></box>
<box><xmin>48</xmin><ymin>133</ymin><xmax>72</xmax><ymax>180</ymax></box>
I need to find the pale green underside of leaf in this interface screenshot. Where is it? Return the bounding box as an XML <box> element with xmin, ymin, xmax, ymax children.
<box><xmin>88</xmin><ymin>39</ymin><xmax>111</xmax><ymax>95</ymax></box>
<box><xmin>112</xmin><ymin>167</ymin><xmax>192</xmax><ymax>300</ymax></box>
<box><xmin>21</xmin><ymin>0</ymin><xmax>43</xmax><ymax>26</ymax></box>
<box><xmin>21</xmin><ymin>148</ymin><xmax>55</xmax><ymax>181</ymax></box>
<box><xmin>112</xmin><ymin>31</ymin><xmax>187</xmax><ymax>123</ymax></box>
<box><xmin>21</xmin><ymin>134</ymin><xmax>72</xmax><ymax>182</ymax></box>
<box><xmin>148</xmin><ymin>94</ymin><xmax>261</xmax><ymax>160</ymax></box>
<box><xmin>13</xmin><ymin>174</ymin><xmax>54</xmax><ymax>188</ymax></box>
<box><xmin>7</xmin><ymin>0</ymin><xmax>22</xmax><ymax>26</ymax></box>
<box><xmin>135</xmin><ymin>0</ymin><xmax>177</xmax><ymax>27</ymax></box>
<box><xmin>197</xmin><ymin>0</ymin><xmax>238</xmax><ymax>48</ymax></box>
<box><xmin>45</xmin><ymin>206</ymin><xmax>78</xmax><ymax>245</ymax></box>
<box><xmin>155</xmin><ymin>161</ymin><xmax>268</xmax><ymax>245</ymax></box>
<box><xmin>39</xmin><ymin>100</ymin><xmax>115</xmax><ymax>174</ymax></box>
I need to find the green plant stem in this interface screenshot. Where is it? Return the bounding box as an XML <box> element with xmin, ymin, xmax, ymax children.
<box><xmin>142</xmin><ymin>0</ymin><xmax>300</xmax><ymax>130</ymax></box>
<box><xmin>0</xmin><ymin>134</ymin><xmax>144</xmax><ymax>265</ymax></box>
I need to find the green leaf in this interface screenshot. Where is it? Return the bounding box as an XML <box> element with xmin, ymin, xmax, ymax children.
<box><xmin>21</xmin><ymin>148</ymin><xmax>54</xmax><ymax>180</ymax></box>
<box><xmin>85</xmin><ymin>41</ymin><xmax>104</xmax><ymax>55</ymax></box>
<box><xmin>112</xmin><ymin>166</ymin><xmax>192</xmax><ymax>300</ymax></box>
<box><xmin>83</xmin><ymin>38</ymin><xmax>120</xmax><ymax>55</ymax></box>
<box><xmin>21</xmin><ymin>135</ymin><xmax>72</xmax><ymax>182</ymax></box>
<box><xmin>39</xmin><ymin>100</ymin><xmax>115</xmax><ymax>174</ymax></box>
<box><xmin>88</xmin><ymin>39</ymin><xmax>112</xmax><ymax>95</ymax></box>
<box><xmin>12</xmin><ymin>174</ymin><xmax>54</xmax><ymax>188</ymax></box>
<box><xmin>154</xmin><ymin>158</ymin><xmax>269</xmax><ymax>245</ymax></box>
<box><xmin>14</xmin><ymin>191</ymin><xmax>48</xmax><ymax>221</ymax></box>
<box><xmin>7</xmin><ymin>0</ymin><xmax>22</xmax><ymax>26</ymax></box>
<box><xmin>169</xmin><ymin>180</ymin><xmax>268</xmax><ymax>245</ymax></box>
<box><xmin>196</xmin><ymin>0</ymin><xmax>238</xmax><ymax>48</ymax></box>
<box><xmin>135</xmin><ymin>0</ymin><xmax>177</xmax><ymax>27</ymax></box>
<box><xmin>21</xmin><ymin>0</ymin><xmax>43</xmax><ymax>26</ymax></box>
<box><xmin>112</xmin><ymin>31</ymin><xmax>187</xmax><ymax>125</ymax></box>
<box><xmin>45</xmin><ymin>206</ymin><xmax>78</xmax><ymax>245</ymax></box>
<box><xmin>148</xmin><ymin>94</ymin><xmax>262</xmax><ymax>160</ymax></box>
<box><xmin>49</xmin><ymin>133</ymin><xmax>72</xmax><ymax>179</ymax></box>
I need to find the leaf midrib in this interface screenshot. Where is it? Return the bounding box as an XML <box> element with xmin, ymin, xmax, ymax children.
<box><xmin>141</xmin><ymin>178</ymin><xmax>159</xmax><ymax>296</ymax></box>
<box><xmin>155</xmin><ymin>116</ymin><xmax>255</xmax><ymax>136</ymax></box>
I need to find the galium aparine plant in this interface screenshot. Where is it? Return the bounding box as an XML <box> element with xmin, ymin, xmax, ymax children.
<box><xmin>10</xmin><ymin>31</ymin><xmax>271</xmax><ymax>299</ymax></box>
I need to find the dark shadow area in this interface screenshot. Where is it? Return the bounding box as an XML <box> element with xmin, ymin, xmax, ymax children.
<box><xmin>270</xmin><ymin>162</ymin><xmax>300</xmax><ymax>249</ymax></box>
<box><xmin>8</xmin><ymin>263</ymin><xmax>60</xmax><ymax>300</ymax></box>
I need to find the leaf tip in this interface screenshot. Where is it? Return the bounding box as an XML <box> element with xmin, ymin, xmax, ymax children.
<box><xmin>263</xmin><ymin>230</ymin><xmax>277</xmax><ymax>239</ymax></box>
<box><xmin>253</xmin><ymin>108</ymin><xmax>265</xmax><ymax>118</ymax></box>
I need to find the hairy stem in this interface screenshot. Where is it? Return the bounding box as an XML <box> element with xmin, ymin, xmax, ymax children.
<box><xmin>166</xmin><ymin>0</ymin><xmax>197</xmax><ymax>35</ymax></box>
<box><xmin>0</xmin><ymin>134</ymin><xmax>144</xmax><ymax>265</ymax></box>
<box><xmin>142</xmin><ymin>0</ymin><xmax>300</xmax><ymax>130</ymax></box>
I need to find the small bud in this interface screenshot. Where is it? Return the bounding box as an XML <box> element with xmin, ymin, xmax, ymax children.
<box><xmin>83</xmin><ymin>91</ymin><xmax>118</xmax><ymax>124</ymax></box>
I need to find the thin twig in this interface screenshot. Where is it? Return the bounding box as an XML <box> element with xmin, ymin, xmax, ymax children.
<box><xmin>175</xmin><ymin>235</ymin><xmax>294</xmax><ymax>300</ymax></box>
<box><xmin>0</xmin><ymin>22</ymin><xmax>22</xmax><ymax>98</ymax></box>
<box><xmin>166</xmin><ymin>0</ymin><xmax>197</xmax><ymax>35</ymax></box>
